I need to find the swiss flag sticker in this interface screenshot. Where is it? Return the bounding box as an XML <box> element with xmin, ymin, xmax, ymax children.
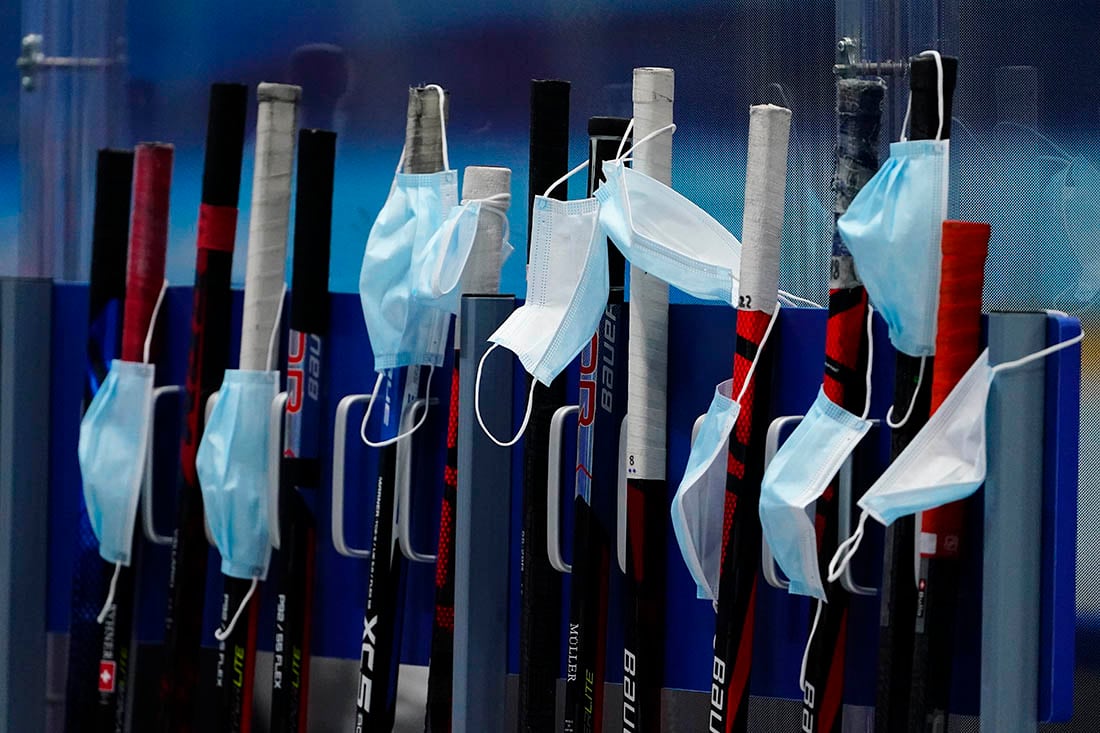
<box><xmin>98</xmin><ymin>661</ymin><xmax>115</xmax><ymax>693</ymax></box>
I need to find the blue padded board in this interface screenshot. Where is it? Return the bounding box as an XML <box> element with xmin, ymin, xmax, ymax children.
<box><xmin>46</xmin><ymin>288</ymin><xmax>1078</xmax><ymax>720</ymax></box>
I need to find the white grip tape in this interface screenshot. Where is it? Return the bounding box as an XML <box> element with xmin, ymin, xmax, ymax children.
<box><xmin>626</xmin><ymin>268</ymin><xmax>669</xmax><ymax>480</ymax></box>
<box><xmin>240</xmin><ymin>83</ymin><xmax>300</xmax><ymax>371</ymax></box>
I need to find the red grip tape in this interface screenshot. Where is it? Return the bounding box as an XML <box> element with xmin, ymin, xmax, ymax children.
<box><xmin>921</xmin><ymin>220</ymin><xmax>990</xmax><ymax>556</ymax></box>
<box><xmin>198</xmin><ymin>203</ymin><xmax>238</xmax><ymax>252</ymax></box>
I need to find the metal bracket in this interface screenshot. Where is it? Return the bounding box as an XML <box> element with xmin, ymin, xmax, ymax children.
<box><xmin>17</xmin><ymin>34</ymin><xmax>125</xmax><ymax>91</ymax></box>
<box><xmin>396</xmin><ymin>396</ymin><xmax>440</xmax><ymax>563</ymax></box>
<box><xmin>833</xmin><ymin>36</ymin><xmax>909</xmax><ymax>78</ymax></box>
<box><xmin>142</xmin><ymin>385</ymin><xmax>182</xmax><ymax>546</ymax></box>
<box><xmin>331</xmin><ymin>393</ymin><xmax>375</xmax><ymax>559</ymax></box>
<box><xmin>546</xmin><ymin>405</ymin><xmax>580</xmax><ymax>574</ymax></box>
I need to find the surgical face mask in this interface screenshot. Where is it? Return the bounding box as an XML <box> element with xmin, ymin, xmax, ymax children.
<box><xmin>837</xmin><ymin>50</ymin><xmax>949</xmax><ymax>358</ymax></box>
<box><xmin>77</xmin><ymin>281</ymin><xmax>166</xmax><ymax>623</ymax></box>
<box><xmin>413</xmin><ymin>193</ymin><xmax>513</xmax><ymax>318</ymax></box>
<box><xmin>359</xmin><ymin>84</ymin><xmax>459</xmax><ymax>372</ymax></box>
<box><xmin>196</xmin><ymin>368</ymin><xmax>280</xmax><ymax>583</ymax></box>
<box><xmin>756</xmin><ymin>306</ymin><xmax>875</xmax><ymax>600</ymax></box>
<box><xmin>670</xmin><ymin>306</ymin><xmax>780</xmax><ymax>600</ymax></box>
<box><xmin>474</xmin><ymin>160</ymin><xmax>609</xmax><ymax>447</ymax></box>
<box><xmin>827</xmin><ymin>329</ymin><xmax>1083</xmax><ymax>582</ymax></box>
<box><xmin>596</xmin><ymin>123</ymin><xmax>745</xmax><ymax>304</ymax></box>
<box><xmin>79</xmin><ymin>359</ymin><xmax>156</xmax><ymax>568</ymax></box>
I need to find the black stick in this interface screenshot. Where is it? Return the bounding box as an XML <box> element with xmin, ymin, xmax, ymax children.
<box><xmin>517</xmin><ymin>78</ymin><xmax>570</xmax><ymax>733</ymax></box>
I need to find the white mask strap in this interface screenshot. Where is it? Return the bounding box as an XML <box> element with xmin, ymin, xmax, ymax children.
<box><xmin>616</xmin><ymin>122</ymin><xmax>677</xmax><ymax>163</ymax></box>
<box><xmin>777</xmin><ymin>290</ymin><xmax>822</xmax><ymax>308</ymax></box>
<box><xmin>423</xmin><ymin>84</ymin><xmax>450</xmax><ymax>171</ymax></box>
<box><xmin>543</xmin><ymin>160</ymin><xmax>590</xmax><ymax>199</ymax></box>
<box><xmin>861</xmin><ymin>305</ymin><xmax>875</xmax><ymax>420</ymax></box>
<box><xmin>96</xmin><ymin>561</ymin><xmax>123</xmax><ymax>624</ymax></box>
<box><xmin>827</xmin><ymin>510</ymin><xmax>870</xmax><ymax>584</ymax></box>
<box><xmin>886</xmin><ymin>355</ymin><xmax>927</xmax><ymax>429</ymax></box>
<box><xmin>900</xmin><ymin>50</ymin><xmax>945</xmax><ymax>142</ymax></box>
<box><xmin>475</xmin><ymin>342</ymin><xmax>537</xmax><ymax>447</ymax></box>
<box><xmin>800</xmin><ymin>599</ymin><xmax>825</xmax><ymax>693</ymax></box>
<box><xmin>735</xmin><ymin>304</ymin><xmax>781</xmax><ymax>405</ymax></box>
<box><xmin>430</xmin><ymin>193</ymin><xmax>513</xmax><ymax>298</ymax></box>
<box><xmin>615</xmin><ymin>118</ymin><xmax>636</xmax><ymax>160</ymax></box>
<box><xmin>143</xmin><ymin>279</ymin><xmax>169</xmax><ymax>364</ymax></box>
<box><xmin>395</xmin><ymin>85</ymin><xmax>450</xmax><ymax>174</ymax></box>
<box><xmin>360</xmin><ymin>366</ymin><xmax>435</xmax><ymax>448</ymax></box>
<box><xmin>214</xmin><ymin>576</ymin><xmax>259</xmax><ymax>642</ymax></box>
<box><xmin>266</xmin><ymin>283</ymin><xmax>288</xmax><ymax>372</ymax></box>
<box><xmin>990</xmin><ymin>330</ymin><xmax>1084</xmax><ymax>375</ymax></box>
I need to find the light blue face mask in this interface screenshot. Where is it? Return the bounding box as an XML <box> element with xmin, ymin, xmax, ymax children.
<box><xmin>412</xmin><ymin>193</ymin><xmax>513</xmax><ymax>318</ymax></box>
<box><xmin>359</xmin><ymin>84</ymin><xmax>460</xmax><ymax>372</ymax></box>
<box><xmin>595</xmin><ymin>122</ymin><xmax>746</xmax><ymax>304</ymax></box>
<box><xmin>837</xmin><ymin>50</ymin><xmax>949</xmax><ymax>358</ymax></box>
<box><xmin>196</xmin><ymin>368</ymin><xmax>280</xmax><ymax>581</ymax></box>
<box><xmin>826</xmin><ymin>327</ymin><xmax>1083</xmax><ymax>585</ymax></box>
<box><xmin>474</xmin><ymin>160</ymin><xmax>609</xmax><ymax>447</ymax></box>
<box><xmin>671</xmin><ymin>379</ymin><xmax>742</xmax><ymax>601</ymax></box>
<box><xmin>77</xmin><ymin>281</ymin><xmax>167</xmax><ymax>624</ymax></box>
<box><xmin>671</xmin><ymin>306</ymin><xmax>779</xmax><ymax>601</ymax></box>
<box><xmin>758</xmin><ymin>307</ymin><xmax>875</xmax><ymax>600</ymax></box>
<box><xmin>78</xmin><ymin>359</ymin><xmax>156</xmax><ymax>568</ymax></box>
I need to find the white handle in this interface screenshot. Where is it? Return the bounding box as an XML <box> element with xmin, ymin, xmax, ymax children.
<box><xmin>761</xmin><ymin>415</ymin><xmax>805</xmax><ymax>590</ymax></box>
<box><xmin>547</xmin><ymin>405</ymin><xmax>579</xmax><ymax>574</ymax></box>
<box><xmin>397</xmin><ymin>397</ymin><xmax>440</xmax><ymax>564</ymax></box>
<box><xmin>617</xmin><ymin>415</ymin><xmax>628</xmax><ymax>576</ymax></box>
<box><xmin>142</xmin><ymin>385</ymin><xmax>182</xmax><ymax>546</ymax></box>
<box><xmin>203</xmin><ymin>392</ymin><xmax>219</xmax><ymax>547</ymax></box>
<box><xmin>268</xmin><ymin>392</ymin><xmax>288</xmax><ymax>551</ymax></box>
<box><xmin>332</xmin><ymin>393</ymin><xmax>375</xmax><ymax>558</ymax></box>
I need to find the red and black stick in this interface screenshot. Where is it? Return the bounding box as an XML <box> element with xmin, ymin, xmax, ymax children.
<box><xmin>710</xmin><ymin>104</ymin><xmax>790</xmax><ymax>733</ymax></box>
<box><xmin>800</xmin><ymin>77</ymin><xmax>884</xmax><ymax>733</ymax></box>
<box><xmin>96</xmin><ymin>141</ymin><xmax>172</xmax><ymax>733</ymax></box>
<box><xmin>156</xmin><ymin>83</ymin><xmax>247</xmax><ymax>733</ymax></box>
<box><xmin>908</xmin><ymin>220</ymin><xmax>988</xmax><ymax>731</ymax></box>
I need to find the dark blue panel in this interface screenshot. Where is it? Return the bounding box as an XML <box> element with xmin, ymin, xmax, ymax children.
<box><xmin>45</xmin><ymin>288</ymin><xmax>1083</xmax><ymax>720</ymax></box>
<box><xmin>1042</xmin><ymin>313</ymin><xmax>1082</xmax><ymax>721</ymax></box>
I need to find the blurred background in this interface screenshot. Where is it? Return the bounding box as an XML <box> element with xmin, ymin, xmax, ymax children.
<box><xmin>3</xmin><ymin>0</ymin><xmax>1099</xmax><ymax>729</ymax></box>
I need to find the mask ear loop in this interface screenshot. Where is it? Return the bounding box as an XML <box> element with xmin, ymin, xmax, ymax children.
<box><xmin>544</xmin><ymin>160</ymin><xmax>590</xmax><ymax>199</ymax></box>
<box><xmin>475</xmin><ymin>342</ymin><xmax>537</xmax><ymax>447</ymax></box>
<box><xmin>359</xmin><ymin>366</ymin><xmax>436</xmax><ymax>448</ymax></box>
<box><xmin>96</xmin><ymin>561</ymin><xmax>123</xmax><ymax>624</ymax></box>
<box><xmin>616</xmin><ymin>122</ymin><xmax>677</xmax><ymax>164</ymax></box>
<box><xmin>103</xmin><ymin>278</ymin><xmax>171</xmax><ymax>621</ymax></box>
<box><xmin>422</xmin><ymin>83</ymin><xmax>450</xmax><ymax>172</ymax></box>
<box><xmin>885</xmin><ymin>355</ymin><xmax>926</xmax><ymax>429</ymax></box>
<box><xmin>615</xmin><ymin>118</ymin><xmax>636</xmax><ymax>161</ymax></box>
<box><xmin>214</xmin><ymin>576</ymin><xmax>259</xmax><ymax>642</ymax></box>
<box><xmin>734</xmin><ymin>303</ymin><xmax>781</xmax><ymax>404</ymax></box>
<box><xmin>429</xmin><ymin>193</ymin><xmax>513</xmax><ymax>299</ymax></box>
<box><xmin>266</xmin><ymin>283</ymin><xmax>288</xmax><ymax>372</ymax></box>
<box><xmin>861</xmin><ymin>305</ymin><xmax>875</xmax><ymax>420</ymax></box>
<box><xmin>143</xmin><ymin>279</ymin><xmax>169</xmax><ymax>364</ymax></box>
<box><xmin>990</xmin><ymin>329</ymin><xmax>1084</xmax><ymax>376</ymax></box>
<box><xmin>824</xmin><ymin>305</ymin><xmax>877</xmax><ymax>584</ymax></box>
<box><xmin>800</xmin><ymin>598</ymin><xmax>825</xmax><ymax>693</ymax></box>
